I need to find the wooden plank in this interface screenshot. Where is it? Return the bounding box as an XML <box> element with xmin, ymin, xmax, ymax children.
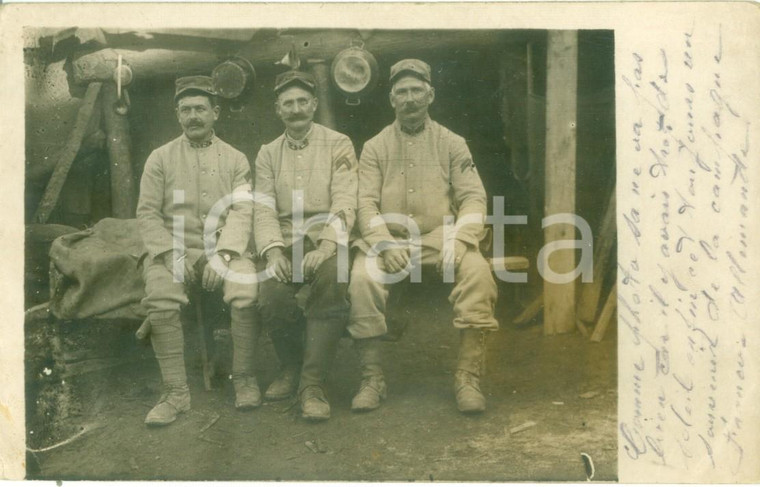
<box><xmin>307</xmin><ymin>60</ymin><xmax>337</xmax><ymax>130</ymax></box>
<box><xmin>32</xmin><ymin>82</ymin><xmax>102</xmax><ymax>224</ymax></box>
<box><xmin>543</xmin><ymin>30</ymin><xmax>578</xmax><ymax>336</ymax></box>
<box><xmin>487</xmin><ymin>256</ymin><xmax>530</xmax><ymax>271</ymax></box>
<box><xmin>102</xmin><ymin>82</ymin><xmax>136</xmax><ymax>218</ymax></box>
<box><xmin>590</xmin><ymin>282</ymin><xmax>617</xmax><ymax>342</ymax></box>
<box><xmin>578</xmin><ymin>189</ymin><xmax>616</xmax><ymax>323</ymax></box>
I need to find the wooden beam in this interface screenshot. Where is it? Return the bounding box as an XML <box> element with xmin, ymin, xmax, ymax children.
<box><xmin>591</xmin><ymin>282</ymin><xmax>617</xmax><ymax>342</ymax></box>
<box><xmin>578</xmin><ymin>189</ymin><xmax>616</xmax><ymax>323</ymax></box>
<box><xmin>236</xmin><ymin>30</ymin><xmax>507</xmax><ymax>71</ymax></box>
<box><xmin>102</xmin><ymin>82</ymin><xmax>136</xmax><ymax>218</ymax></box>
<box><xmin>72</xmin><ymin>48</ymin><xmax>226</xmax><ymax>84</ymax></box>
<box><xmin>307</xmin><ymin>60</ymin><xmax>337</xmax><ymax>130</ymax></box>
<box><xmin>33</xmin><ymin>82</ymin><xmax>103</xmax><ymax>223</ymax></box>
<box><xmin>71</xmin><ymin>30</ymin><xmax>538</xmax><ymax>86</ymax></box>
<box><xmin>543</xmin><ymin>30</ymin><xmax>578</xmax><ymax>336</ymax></box>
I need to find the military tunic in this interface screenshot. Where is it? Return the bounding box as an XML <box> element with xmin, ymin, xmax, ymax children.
<box><xmin>253</xmin><ymin>123</ymin><xmax>358</xmax><ymax>256</ymax></box>
<box><xmin>253</xmin><ymin>123</ymin><xmax>358</xmax><ymax>324</ymax></box>
<box><xmin>348</xmin><ymin>118</ymin><xmax>498</xmax><ymax>338</ymax></box>
<box><xmin>137</xmin><ymin>134</ymin><xmax>257</xmax><ymax>314</ymax></box>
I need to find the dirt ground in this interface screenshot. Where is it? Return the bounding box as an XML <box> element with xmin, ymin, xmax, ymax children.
<box><xmin>25</xmin><ymin>283</ymin><xmax>617</xmax><ymax>482</ymax></box>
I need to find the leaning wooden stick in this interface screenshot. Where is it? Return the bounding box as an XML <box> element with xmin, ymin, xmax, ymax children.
<box><xmin>33</xmin><ymin>82</ymin><xmax>103</xmax><ymax>224</ymax></box>
<box><xmin>578</xmin><ymin>189</ymin><xmax>616</xmax><ymax>323</ymax></box>
<box><xmin>590</xmin><ymin>282</ymin><xmax>617</xmax><ymax>342</ymax></box>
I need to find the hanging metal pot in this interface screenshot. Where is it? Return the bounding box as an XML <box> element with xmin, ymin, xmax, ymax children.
<box><xmin>330</xmin><ymin>41</ymin><xmax>379</xmax><ymax>106</ymax></box>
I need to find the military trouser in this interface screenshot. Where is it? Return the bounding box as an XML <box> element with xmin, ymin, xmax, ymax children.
<box><xmin>257</xmin><ymin>246</ymin><xmax>349</xmax><ymax>391</ymax></box>
<box><xmin>347</xmin><ymin>246</ymin><xmax>498</xmax><ymax>339</ymax></box>
<box><xmin>141</xmin><ymin>253</ymin><xmax>258</xmax><ymax>388</ymax></box>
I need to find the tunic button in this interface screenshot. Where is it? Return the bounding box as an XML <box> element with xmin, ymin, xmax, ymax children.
<box><xmin>201</xmin><ymin>170</ymin><xmax>207</xmax><ymax>175</ymax></box>
<box><xmin>408</xmin><ymin>188</ymin><xmax>415</xmax><ymax>193</ymax></box>
<box><xmin>201</xmin><ymin>214</ymin><xmax>207</xmax><ymax>219</ymax></box>
<box><xmin>297</xmin><ymin>176</ymin><xmax>302</xmax><ymax>180</ymax></box>
<box><xmin>409</xmin><ymin>163</ymin><xmax>414</xmax><ymax>168</ymax></box>
<box><xmin>408</xmin><ymin>213</ymin><xmax>414</xmax><ymax>218</ymax></box>
<box><xmin>408</xmin><ymin>142</ymin><xmax>413</xmax><ymax>146</ymax></box>
<box><xmin>202</xmin><ymin>191</ymin><xmax>207</xmax><ymax>197</ymax></box>
<box><xmin>297</xmin><ymin>155</ymin><xmax>303</xmax><ymax>159</ymax></box>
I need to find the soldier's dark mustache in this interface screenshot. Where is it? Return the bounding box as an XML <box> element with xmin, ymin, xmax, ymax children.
<box><xmin>288</xmin><ymin>114</ymin><xmax>309</xmax><ymax>121</ymax></box>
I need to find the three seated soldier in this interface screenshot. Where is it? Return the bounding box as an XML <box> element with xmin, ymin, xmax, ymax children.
<box><xmin>136</xmin><ymin>60</ymin><xmax>497</xmax><ymax>426</ymax></box>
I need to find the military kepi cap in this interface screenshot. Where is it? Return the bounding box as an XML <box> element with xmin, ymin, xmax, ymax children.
<box><xmin>174</xmin><ymin>75</ymin><xmax>217</xmax><ymax>102</ymax></box>
<box><xmin>274</xmin><ymin>70</ymin><xmax>317</xmax><ymax>94</ymax></box>
<box><xmin>389</xmin><ymin>59</ymin><xmax>431</xmax><ymax>84</ymax></box>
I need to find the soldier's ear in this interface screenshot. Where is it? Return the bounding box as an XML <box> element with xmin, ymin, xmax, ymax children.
<box><xmin>312</xmin><ymin>96</ymin><xmax>318</xmax><ymax>110</ymax></box>
<box><xmin>213</xmin><ymin>105</ymin><xmax>221</xmax><ymax>120</ymax></box>
<box><xmin>388</xmin><ymin>91</ymin><xmax>396</xmax><ymax>108</ymax></box>
<box><xmin>428</xmin><ymin>86</ymin><xmax>435</xmax><ymax>104</ymax></box>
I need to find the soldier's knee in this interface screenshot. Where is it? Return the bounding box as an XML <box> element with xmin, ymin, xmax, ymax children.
<box><xmin>228</xmin><ymin>292</ymin><xmax>257</xmax><ymax>311</ymax></box>
<box><xmin>257</xmin><ymin>281</ymin><xmax>299</xmax><ymax>323</ymax></box>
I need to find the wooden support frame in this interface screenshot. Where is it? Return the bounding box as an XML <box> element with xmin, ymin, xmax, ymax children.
<box><xmin>307</xmin><ymin>60</ymin><xmax>337</xmax><ymax>130</ymax></box>
<box><xmin>102</xmin><ymin>82</ymin><xmax>136</xmax><ymax>218</ymax></box>
<box><xmin>543</xmin><ymin>30</ymin><xmax>578</xmax><ymax>335</ymax></box>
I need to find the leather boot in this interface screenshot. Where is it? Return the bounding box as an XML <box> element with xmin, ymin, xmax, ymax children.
<box><xmin>265</xmin><ymin>324</ymin><xmax>304</xmax><ymax>401</ymax></box>
<box><xmin>300</xmin><ymin>385</ymin><xmax>330</xmax><ymax>422</ymax></box>
<box><xmin>454</xmin><ymin>329</ymin><xmax>487</xmax><ymax>414</ymax></box>
<box><xmin>351</xmin><ymin>337</ymin><xmax>386</xmax><ymax>412</ymax></box>
<box><xmin>145</xmin><ymin>385</ymin><xmax>191</xmax><ymax>426</ymax></box>
<box><xmin>298</xmin><ymin>318</ymin><xmax>345</xmax><ymax>421</ymax></box>
<box><xmin>231</xmin><ymin>306</ymin><xmax>261</xmax><ymax>410</ymax></box>
<box><xmin>146</xmin><ymin>312</ymin><xmax>190</xmax><ymax>426</ymax></box>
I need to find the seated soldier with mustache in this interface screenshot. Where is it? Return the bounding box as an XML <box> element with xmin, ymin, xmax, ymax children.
<box><xmin>253</xmin><ymin>71</ymin><xmax>358</xmax><ymax>421</ymax></box>
<box><xmin>348</xmin><ymin>60</ymin><xmax>499</xmax><ymax>415</ymax></box>
<box><xmin>137</xmin><ymin>76</ymin><xmax>259</xmax><ymax>426</ymax></box>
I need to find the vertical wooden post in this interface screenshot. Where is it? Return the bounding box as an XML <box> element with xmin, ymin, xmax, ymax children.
<box><xmin>102</xmin><ymin>82</ymin><xmax>136</xmax><ymax>218</ymax></box>
<box><xmin>307</xmin><ymin>60</ymin><xmax>337</xmax><ymax>130</ymax></box>
<box><xmin>543</xmin><ymin>30</ymin><xmax>578</xmax><ymax>335</ymax></box>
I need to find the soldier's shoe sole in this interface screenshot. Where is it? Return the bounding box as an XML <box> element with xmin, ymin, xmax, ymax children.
<box><xmin>301</xmin><ymin>412</ymin><xmax>330</xmax><ymax>422</ymax></box>
<box><xmin>264</xmin><ymin>392</ymin><xmax>294</xmax><ymax>402</ymax></box>
<box><xmin>144</xmin><ymin>409</ymin><xmax>188</xmax><ymax>426</ymax></box>
<box><xmin>457</xmin><ymin>406</ymin><xmax>486</xmax><ymax>414</ymax></box>
<box><xmin>235</xmin><ymin>401</ymin><xmax>262</xmax><ymax>411</ymax></box>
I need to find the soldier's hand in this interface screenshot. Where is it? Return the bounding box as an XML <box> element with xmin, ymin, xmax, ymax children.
<box><xmin>302</xmin><ymin>250</ymin><xmax>329</xmax><ymax>280</ymax></box>
<box><xmin>161</xmin><ymin>251</ymin><xmax>176</xmax><ymax>273</ymax></box>
<box><xmin>382</xmin><ymin>248</ymin><xmax>410</xmax><ymax>274</ymax></box>
<box><xmin>184</xmin><ymin>256</ymin><xmax>198</xmax><ymax>285</ymax></box>
<box><xmin>437</xmin><ymin>240</ymin><xmax>468</xmax><ymax>276</ymax></box>
<box><xmin>266</xmin><ymin>247</ymin><xmax>291</xmax><ymax>283</ymax></box>
<box><xmin>202</xmin><ymin>261</ymin><xmax>225</xmax><ymax>291</ymax></box>
<box><xmin>161</xmin><ymin>251</ymin><xmax>193</xmax><ymax>282</ymax></box>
